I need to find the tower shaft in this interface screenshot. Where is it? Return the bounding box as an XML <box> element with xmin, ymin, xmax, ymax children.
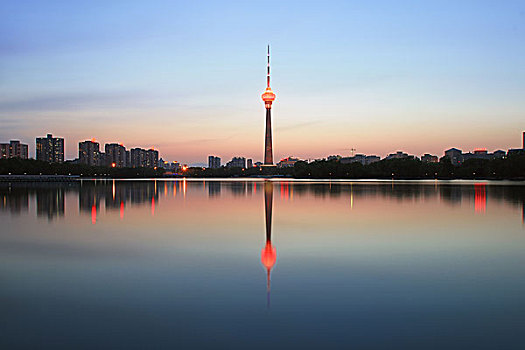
<box><xmin>264</xmin><ymin>108</ymin><xmax>273</xmax><ymax>165</ymax></box>
<box><xmin>261</xmin><ymin>45</ymin><xmax>276</xmax><ymax>166</ymax></box>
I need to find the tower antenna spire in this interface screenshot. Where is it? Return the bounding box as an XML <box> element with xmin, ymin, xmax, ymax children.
<box><xmin>267</xmin><ymin>44</ymin><xmax>270</xmax><ymax>88</ymax></box>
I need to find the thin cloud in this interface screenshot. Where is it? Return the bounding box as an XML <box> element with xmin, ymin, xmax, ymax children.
<box><xmin>0</xmin><ymin>91</ymin><xmax>153</xmax><ymax>113</ymax></box>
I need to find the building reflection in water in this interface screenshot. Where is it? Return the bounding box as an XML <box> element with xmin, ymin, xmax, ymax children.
<box><xmin>207</xmin><ymin>181</ymin><xmax>221</xmax><ymax>197</ymax></box>
<box><xmin>261</xmin><ymin>181</ymin><xmax>276</xmax><ymax>309</ymax></box>
<box><xmin>1</xmin><ymin>181</ymin><xmax>525</xmax><ymax>226</ymax></box>
<box><xmin>36</xmin><ymin>187</ymin><xmax>65</xmax><ymax>220</ymax></box>
<box><xmin>0</xmin><ymin>185</ymin><xmax>29</xmax><ymax>215</ymax></box>
<box><xmin>474</xmin><ymin>183</ymin><xmax>487</xmax><ymax>213</ymax></box>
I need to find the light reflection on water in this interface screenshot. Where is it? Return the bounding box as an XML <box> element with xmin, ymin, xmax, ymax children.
<box><xmin>1</xmin><ymin>179</ymin><xmax>525</xmax><ymax>349</ymax></box>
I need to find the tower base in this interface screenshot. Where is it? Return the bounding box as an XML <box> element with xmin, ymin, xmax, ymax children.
<box><xmin>260</xmin><ymin>165</ymin><xmax>277</xmax><ymax>176</ymax></box>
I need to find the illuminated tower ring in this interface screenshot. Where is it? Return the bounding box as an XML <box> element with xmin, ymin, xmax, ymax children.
<box><xmin>262</xmin><ymin>45</ymin><xmax>276</xmax><ymax>165</ymax></box>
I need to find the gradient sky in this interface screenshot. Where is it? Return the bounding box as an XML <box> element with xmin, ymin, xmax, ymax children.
<box><xmin>1</xmin><ymin>0</ymin><xmax>524</xmax><ymax>164</ymax></box>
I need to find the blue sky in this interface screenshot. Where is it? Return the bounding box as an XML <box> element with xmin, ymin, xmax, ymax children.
<box><xmin>1</xmin><ymin>0</ymin><xmax>524</xmax><ymax>163</ymax></box>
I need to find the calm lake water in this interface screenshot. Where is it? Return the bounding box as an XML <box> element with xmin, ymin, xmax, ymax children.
<box><xmin>1</xmin><ymin>179</ymin><xmax>525</xmax><ymax>349</ymax></box>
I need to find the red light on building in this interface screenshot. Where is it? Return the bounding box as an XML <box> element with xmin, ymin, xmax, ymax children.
<box><xmin>261</xmin><ymin>87</ymin><xmax>276</xmax><ymax>107</ymax></box>
<box><xmin>111</xmin><ymin>162</ymin><xmax>116</xmax><ymax>168</ymax></box>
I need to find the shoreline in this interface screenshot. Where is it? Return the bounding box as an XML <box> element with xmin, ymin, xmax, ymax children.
<box><xmin>1</xmin><ymin>175</ymin><xmax>525</xmax><ymax>184</ymax></box>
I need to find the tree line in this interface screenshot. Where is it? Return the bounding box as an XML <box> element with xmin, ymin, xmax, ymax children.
<box><xmin>0</xmin><ymin>158</ymin><xmax>165</xmax><ymax>178</ymax></box>
<box><xmin>1</xmin><ymin>154</ymin><xmax>524</xmax><ymax>179</ymax></box>
<box><xmin>189</xmin><ymin>154</ymin><xmax>525</xmax><ymax>180</ymax></box>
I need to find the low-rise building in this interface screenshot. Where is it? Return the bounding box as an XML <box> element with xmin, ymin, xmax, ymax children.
<box><xmin>340</xmin><ymin>154</ymin><xmax>380</xmax><ymax>165</ymax></box>
<box><xmin>385</xmin><ymin>151</ymin><xmax>409</xmax><ymax>160</ymax></box>
<box><xmin>226</xmin><ymin>157</ymin><xmax>246</xmax><ymax>168</ymax></box>
<box><xmin>444</xmin><ymin>148</ymin><xmax>463</xmax><ymax>165</ymax></box>
<box><xmin>446</xmin><ymin>148</ymin><xmax>508</xmax><ymax>164</ymax></box>
<box><xmin>277</xmin><ymin>157</ymin><xmax>300</xmax><ymax>168</ymax></box>
<box><xmin>327</xmin><ymin>155</ymin><xmax>342</xmax><ymax>161</ymax></box>
<box><xmin>421</xmin><ymin>154</ymin><xmax>438</xmax><ymax>163</ymax></box>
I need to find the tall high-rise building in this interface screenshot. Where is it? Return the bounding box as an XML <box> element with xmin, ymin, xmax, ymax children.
<box><xmin>1</xmin><ymin>140</ymin><xmax>29</xmax><ymax>159</ymax></box>
<box><xmin>105</xmin><ymin>143</ymin><xmax>127</xmax><ymax>167</ymax></box>
<box><xmin>130</xmin><ymin>148</ymin><xmax>145</xmax><ymax>168</ymax></box>
<box><xmin>130</xmin><ymin>147</ymin><xmax>158</xmax><ymax>168</ymax></box>
<box><xmin>261</xmin><ymin>45</ymin><xmax>276</xmax><ymax>166</ymax></box>
<box><xmin>79</xmin><ymin>140</ymin><xmax>100</xmax><ymax>166</ymax></box>
<box><xmin>0</xmin><ymin>143</ymin><xmax>9</xmax><ymax>159</ymax></box>
<box><xmin>146</xmin><ymin>149</ymin><xmax>159</xmax><ymax>168</ymax></box>
<box><xmin>523</xmin><ymin>131</ymin><xmax>524</xmax><ymax>149</ymax></box>
<box><xmin>36</xmin><ymin>134</ymin><xmax>64</xmax><ymax>163</ymax></box>
<box><xmin>208</xmin><ymin>156</ymin><xmax>221</xmax><ymax>169</ymax></box>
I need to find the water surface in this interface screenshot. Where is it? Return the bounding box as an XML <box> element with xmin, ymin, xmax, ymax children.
<box><xmin>1</xmin><ymin>179</ymin><xmax>525</xmax><ymax>349</ymax></box>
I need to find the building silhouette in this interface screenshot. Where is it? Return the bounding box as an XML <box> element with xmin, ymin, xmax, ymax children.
<box><xmin>130</xmin><ymin>148</ymin><xmax>158</xmax><ymax>168</ymax></box>
<box><xmin>277</xmin><ymin>157</ymin><xmax>300</xmax><ymax>168</ymax></box>
<box><xmin>208</xmin><ymin>156</ymin><xmax>221</xmax><ymax>169</ymax></box>
<box><xmin>226</xmin><ymin>157</ymin><xmax>246</xmax><ymax>168</ymax></box>
<box><xmin>36</xmin><ymin>134</ymin><xmax>64</xmax><ymax>163</ymax></box>
<box><xmin>0</xmin><ymin>140</ymin><xmax>28</xmax><ymax>159</ymax></box>
<box><xmin>79</xmin><ymin>140</ymin><xmax>101</xmax><ymax>166</ymax></box>
<box><xmin>421</xmin><ymin>154</ymin><xmax>438</xmax><ymax>163</ymax></box>
<box><xmin>445</xmin><ymin>147</ymin><xmax>506</xmax><ymax>165</ymax></box>
<box><xmin>105</xmin><ymin>143</ymin><xmax>127</xmax><ymax>167</ymax></box>
<box><xmin>386</xmin><ymin>151</ymin><xmax>410</xmax><ymax>160</ymax></box>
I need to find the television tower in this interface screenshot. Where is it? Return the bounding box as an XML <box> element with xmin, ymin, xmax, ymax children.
<box><xmin>261</xmin><ymin>45</ymin><xmax>276</xmax><ymax>165</ymax></box>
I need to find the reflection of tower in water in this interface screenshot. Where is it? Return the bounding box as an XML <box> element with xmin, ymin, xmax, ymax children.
<box><xmin>261</xmin><ymin>181</ymin><xmax>276</xmax><ymax>308</ymax></box>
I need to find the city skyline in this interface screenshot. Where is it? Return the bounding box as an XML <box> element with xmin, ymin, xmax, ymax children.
<box><xmin>1</xmin><ymin>1</ymin><xmax>525</xmax><ymax>163</ymax></box>
<box><xmin>1</xmin><ymin>130</ymin><xmax>524</xmax><ymax>167</ymax></box>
